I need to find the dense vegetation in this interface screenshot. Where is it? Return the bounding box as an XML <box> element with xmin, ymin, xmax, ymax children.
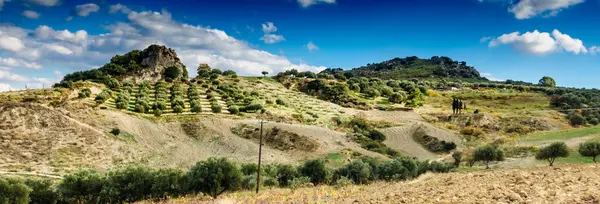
<box><xmin>321</xmin><ymin>56</ymin><xmax>483</xmax><ymax>79</ymax></box>
<box><xmin>54</xmin><ymin>46</ymin><xmax>187</xmax><ymax>88</ymax></box>
<box><xmin>0</xmin><ymin>156</ymin><xmax>454</xmax><ymax>203</ymax></box>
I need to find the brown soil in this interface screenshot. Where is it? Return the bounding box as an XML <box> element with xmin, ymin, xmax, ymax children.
<box><xmin>163</xmin><ymin>163</ymin><xmax>600</xmax><ymax>204</ymax></box>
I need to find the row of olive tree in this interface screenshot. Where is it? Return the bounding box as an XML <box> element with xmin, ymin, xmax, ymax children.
<box><xmin>0</xmin><ymin>156</ymin><xmax>455</xmax><ymax>203</ymax></box>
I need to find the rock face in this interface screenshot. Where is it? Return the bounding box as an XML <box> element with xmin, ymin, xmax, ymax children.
<box><xmin>124</xmin><ymin>45</ymin><xmax>187</xmax><ymax>83</ymax></box>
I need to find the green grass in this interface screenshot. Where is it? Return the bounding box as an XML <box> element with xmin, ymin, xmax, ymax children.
<box><xmin>520</xmin><ymin>126</ymin><xmax>600</xmax><ymax>142</ymax></box>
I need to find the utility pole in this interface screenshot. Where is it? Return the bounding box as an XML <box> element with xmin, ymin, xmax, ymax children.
<box><xmin>256</xmin><ymin>119</ymin><xmax>267</xmax><ymax>194</ymax></box>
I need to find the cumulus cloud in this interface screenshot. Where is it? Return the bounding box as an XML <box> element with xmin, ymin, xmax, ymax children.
<box><xmin>0</xmin><ymin>0</ymin><xmax>4</xmax><ymax>11</ymax></box>
<box><xmin>305</xmin><ymin>41</ymin><xmax>319</xmax><ymax>52</ymax></box>
<box><xmin>262</xmin><ymin>22</ymin><xmax>277</xmax><ymax>33</ymax></box>
<box><xmin>509</xmin><ymin>0</ymin><xmax>585</xmax><ymax>19</ymax></box>
<box><xmin>109</xmin><ymin>4</ymin><xmax>131</xmax><ymax>14</ymax></box>
<box><xmin>23</xmin><ymin>0</ymin><xmax>60</xmax><ymax>6</ymax></box>
<box><xmin>0</xmin><ymin>5</ymin><xmax>325</xmax><ymax>86</ymax></box>
<box><xmin>0</xmin><ymin>57</ymin><xmax>42</xmax><ymax>69</ymax></box>
<box><xmin>298</xmin><ymin>0</ymin><xmax>335</xmax><ymax>7</ymax></box>
<box><xmin>259</xmin><ymin>22</ymin><xmax>285</xmax><ymax>44</ymax></box>
<box><xmin>260</xmin><ymin>34</ymin><xmax>285</xmax><ymax>44</ymax></box>
<box><xmin>488</xmin><ymin>29</ymin><xmax>588</xmax><ymax>55</ymax></box>
<box><xmin>0</xmin><ymin>83</ymin><xmax>13</xmax><ymax>92</ymax></box>
<box><xmin>22</xmin><ymin>10</ymin><xmax>40</xmax><ymax>19</ymax></box>
<box><xmin>590</xmin><ymin>46</ymin><xmax>600</xmax><ymax>55</ymax></box>
<box><xmin>75</xmin><ymin>3</ymin><xmax>100</xmax><ymax>17</ymax></box>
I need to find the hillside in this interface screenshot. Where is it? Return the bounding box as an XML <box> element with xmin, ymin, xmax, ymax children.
<box><xmin>321</xmin><ymin>56</ymin><xmax>484</xmax><ymax>79</ymax></box>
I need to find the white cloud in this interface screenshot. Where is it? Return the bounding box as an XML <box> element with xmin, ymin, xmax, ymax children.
<box><xmin>23</xmin><ymin>0</ymin><xmax>59</xmax><ymax>6</ymax></box>
<box><xmin>0</xmin><ymin>83</ymin><xmax>13</xmax><ymax>92</ymax></box>
<box><xmin>0</xmin><ymin>0</ymin><xmax>4</xmax><ymax>11</ymax></box>
<box><xmin>75</xmin><ymin>3</ymin><xmax>100</xmax><ymax>17</ymax></box>
<box><xmin>262</xmin><ymin>22</ymin><xmax>277</xmax><ymax>33</ymax></box>
<box><xmin>480</xmin><ymin>73</ymin><xmax>504</xmax><ymax>81</ymax></box>
<box><xmin>480</xmin><ymin>36</ymin><xmax>493</xmax><ymax>43</ymax></box>
<box><xmin>260</xmin><ymin>34</ymin><xmax>285</xmax><ymax>44</ymax></box>
<box><xmin>65</xmin><ymin>16</ymin><xmax>73</xmax><ymax>21</ymax></box>
<box><xmin>589</xmin><ymin>46</ymin><xmax>600</xmax><ymax>55</ymax></box>
<box><xmin>109</xmin><ymin>4</ymin><xmax>131</xmax><ymax>14</ymax></box>
<box><xmin>22</xmin><ymin>10</ymin><xmax>40</xmax><ymax>19</ymax></box>
<box><xmin>0</xmin><ymin>57</ymin><xmax>42</xmax><ymax>69</ymax></box>
<box><xmin>509</xmin><ymin>0</ymin><xmax>585</xmax><ymax>19</ymax></box>
<box><xmin>298</xmin><ymin>0</ymin><xmax>335</xmax><ymax>7</ymax></box>
<box><xmin>305</xmin><ymin>41</ymin><xmax>319</xmax><ymax>52</ymax></box>
<box><xmin>0</xmin><ymin>7</ymin><xmax>326</xmax><ymax>81</ymax></box>
<box><xmin>0</xmin><ymin>35</ymin><xmax>25</xmax><ymax>52</ymax></box>
<box><xmin>489</xmin><ymin>29</ymin><xmax>588</xmax><ymax>55</ymax></box>
<box><xmin>0</xmin><ymin>70</ymin><xmax>29</xmax><ymax>82</ymax></box>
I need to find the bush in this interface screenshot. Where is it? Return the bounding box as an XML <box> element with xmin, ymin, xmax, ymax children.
<box><xmin>377</xmin><ymin>157</ymin><xmax>417</xmax><ymax>181</ymax></box>
<box><xmin>0</xmin><ymin>177</ymin><xmax>31</xmax><ymax>204</ymax></box>
<box><xmin>78</xmin><ymin>88</ymin><xmax>92</xmax><ymax>99</ymax></box>
<box><xmin>110</xmin><ymin>128</ymin><xmax>120</xmax><ymax>136</ymax></box>
<box><xmin>263</xmin><ymin>176</ymin><xmax>279</xmax><ymax>188</ymax></box>
<box><xmin>579</xmin><ymin>140</ymin><xmax>600</xmax><ymax>162</ymax></box>
<box><xmin>172</xmin><ymin>104</ymin><xmax>184</xmax><ymax>114</ymax></box>
<box><xmin>568</xmin><ymin>112</ymin><xmax>585</xmax><ymax>126</ymax></box>
<box><xmin>101</xmin><ymin>165</ymin><xmax>155</xmax><ymax>203</ymax></box>
<box><xmin>388</xmin><ymin>92</ymin><xmax>406</xmax><ymax>104</ymax></box>
<box><xmin>241</xmin><ymin>163</ymin><xmax>259</xmax><ymax>176</ymax></box>
<box><xmin>187</xmin><ymin>157</ymin><xmax>242</xmax><ymax>198</ymax></box>
<box><xmin>211</xmin><ymin>103</ymin><xmax>222</xmax><ymax>113</ymax></box>
<box><xmin>154</xmin><ymin>109</ymin><xmax>163</xmax><ymax>117</ymax></box>
<box><xmin>333</xmin><ymin>176</ymin><xmax>353</xmax><ymax>189</ymax></box>
<box><xmin>444</xmin><ymin>142</ymin><xmax>457</xmax><ymax>151</ymax></box>
<box><xmin>276</xmin><ymin>164</ymin><xmax>298</xmax><ymax>187</ymax></box>
<box><xmin>536</xmin><ymin>142</ymin><xmax>569</xmax><ymax>166</ymax></box>
<box><xmin>289</xmin><ymin>176</ymin><xmax>312</xmax><ymax>190</ymax></box>
<box><xmin>25</xmin><ymin>179</ymin><xmax>59</xmax><ymax>204</ymax></box>
<box><xmin>164</xmin><ymin>66</ymin><xmax>180</xmax><ymax>81</ymax></box>
<box><xmin>228</xmin><ymin>105</ymin><xmax>240</xmax><ymax>114</ymax></box>
<box><xmin>368</xmin><ymin>130</ymin><xmax>386</xmax><ymax>141</ymax></box>
<box><xmin>275</xmin><ymin>98</ymin><xmax>286</xmax><ymax>105</ymax></box>
<box><xmin>57</xmin><ymin>169</ymin><xmax>105</xmax><ymax>203</ymax></box>
<box><xmin>244</xmin><ymin>103</ymin><xmax>263</xmax><ymax>112</ymax></box>
<box><xmin>452</xmin><ymin>151</ymin><xmax>462</xmax><ymax>167</ymax></box>
<box><xmin>473</xmin><ymin>145</ymin><xmax>504</xmax><ymax>169</ymax></box>
<box><xmin>151</xmin><ymin>168</ymin><xmax>186</xmax><ymax>200</ymax></box>
<box><xmin>336</xmin><ymin>160</ymin><xmax>372</xmax><ymax>184</ymax></box>
<box><xmin>298</xmin><ymin>159</ymin><xmax>330</xmax><ymax>185</ymax></box>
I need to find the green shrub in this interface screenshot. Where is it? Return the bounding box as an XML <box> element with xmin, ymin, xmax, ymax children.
<box><xmin>368</xmin><ymin>130</ymin><xmax>386</xmax><ymax>141</ymax></box>
<box><xmin>298</xmin><ymin>159</ymin><xmax>330</xmax><ymax>185</ymax></box>
<box><xmin>336</xmin><ymin>160</ymin><xmax>373</xmax><ymax>184</ymax></box>
<box><xmin>263</xmin><ymin>176</ymin><xmax>279</xmax><ymax>188</ymax></box>
<box><xmin>110</xmin><ymin>128</ymin><xmax>120</xmax><ymax>136</ymax></box>
<box><xmin>240</xmin><ymin>174</ymin><xmax>258</xmax><ymax>190</ymax></box>
<box><xmin>579</xmin><ymin>140</ymin><xmax>600</xmax><ymax>162</ymax></box>
<box><xmin>289</xmin><ymin>176</ymin><xmax>312</xmax><ymax>190</ymax></box>
<box><xmin>276</xmin><ymin>98</ymin><xmax>286</xmax><ymax>105</ymax></box>
<box><xmin>245</xmin><ymin>103</ymin><xmax>263</xmax><ymax>112</ymax></box>
<box><xmin>535</xmin><ymin>142</ymin><xmax>569</xmax><ymax>166</ymax></box>
<box><xmin>25</xmin><ymin>179</ymin><xmax>59</xmax><ymax>204</ymax></box>
<box><xmin>228</xmin><ymin>106</ymin><xmax>240</xmax><ymax>114</ymax></box>
<box><xmin>0</xmin><ymin>177</ymin><xmax>31</xmax><ymax>204</ymax></box>
<box><xmin>101</xmin><ymin>165</ymin><xmax>154</xmax><ymax>203</ymax></box>
<box><xmin>57</xmin><ymin>169</ymin><xmax>105</xmax><ymax>204</ymax></box>
<box><xmin>78</xmin><ymin>88</ymin><xmax>92</xmax><ymax>99</ymax></box>
<box><xmin>154</xmin><ymin>109</ymin><xmax>163</xmax><ymax>117</ymax></box>
<box><xmin>187</xmin><ymin>157</ymin><xmax>242</xmax><ymax>198</ymax></box>
<box><xmin>134</xmin><ymin>104</ymin><xmax>146</xmax><ymax>113</ymax></box>
<box><xmin>172</xmin><ymin>105</ymin><xmax>184</xmax><ymax>114</ymax></box>
<box><xmin>211</xmin><ymin>103</ymin><xmax>222</xmax><ymax>113</ymax></box>
<box><xmin>452</xmin><ymin>151</ymin><xmax>462</xmax><ymax>167</ymax></box>
<box><xmin>151</xmin><ymin>168</ymin><xmax>186</xmax><ymax>200</ymax></box>
<box><xmin>241</xmin><ymin>163</ymin><xmax>259</xmax><ymax>176</ymax></box>
<box><xmin>276</xmin><ymin>164</ymin><xmax>298</xmax><ymax>187</ymax></box>
<box><xmin>377</xmin><ymin>157</ymin><xmax>417</xmax><ymax>181</ymax></box>
<box><xmin>473</xmin><ymin>145</ymin><xmax>504</xmax><ymax>169</ymax></box>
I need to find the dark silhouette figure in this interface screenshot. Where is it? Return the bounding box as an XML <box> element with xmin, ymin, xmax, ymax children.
<box><xmin>458</xmin><ymin>100</ymin><xmax>463</xmax><ymax>114</ymax></box>
<box><xmin>452</xmin><ymin>98</ymin><xmax>458</xmax><ymax>114</ymax></box>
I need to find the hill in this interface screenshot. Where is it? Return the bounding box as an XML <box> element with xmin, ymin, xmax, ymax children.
<box><xmin>321</xmin><ymin>56</ymin><xmax>484</xmax><ymax>80</ymax></box>
<box><xmin>56</xmin><ymin>45</ymin><xmax>188</xmax><ymax>88</ymax></box>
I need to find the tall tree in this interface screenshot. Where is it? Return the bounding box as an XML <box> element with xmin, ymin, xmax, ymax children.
<box><xmin>538</xmin><ymin>76</ymin><xmax>556</xmax><ymax>87</ymax></box>
<box><xmin>536</xmin><ymin>142</ymin><xmax>569</xmax><ymax>166</ymax></box>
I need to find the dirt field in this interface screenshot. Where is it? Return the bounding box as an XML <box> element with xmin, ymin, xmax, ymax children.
<box><xmin>381</xmin><ymin>122</ymin><xmax>461</xmax><ymax>160</ymax></box>
<box><xmin>159</xmin><ymin>163</ymin><xmax>600</xmax><ymax>204</ymax></box>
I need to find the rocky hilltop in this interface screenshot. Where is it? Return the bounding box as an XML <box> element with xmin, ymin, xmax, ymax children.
<box><xmin>58</xmin><ymin>44</ymin><xmax>188</xmax><ymax>86</ymax></box>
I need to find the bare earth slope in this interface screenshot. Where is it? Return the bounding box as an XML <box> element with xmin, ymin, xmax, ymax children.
<box><xmin>177</xmin><ymin>164</ymin><xmax>600</xmax><ymax>204</ymax></box>
<box><xmin>381</xmin><ymin>122</ymin><xmax>461</xmax><ymax>160</ymax></box>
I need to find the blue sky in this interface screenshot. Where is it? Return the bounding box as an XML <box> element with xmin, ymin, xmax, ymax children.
<box><xmin>0</xmin><ymin>0</ymin><xmax>600</xmax><ymax>91</ymax></box>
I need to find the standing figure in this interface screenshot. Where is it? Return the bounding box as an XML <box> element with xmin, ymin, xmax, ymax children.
<box><xmin>458</xmin><ymin>100</ymin><xmax>463</xmax><ymax>114</ymax></box>
<box><xmin>451</xmin><ymin>98</ymin><xmax>457</xmax><ymax>114</ymax></box>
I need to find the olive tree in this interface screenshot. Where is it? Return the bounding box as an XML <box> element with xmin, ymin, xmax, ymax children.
<box><xmin>536</xmin><ymin>142</ymin><xmax>569</xmax><ymax>166</ymax></box>
<box><xmin>187</xmin><ymin>157</ymin><xmax>242</xmax><ymax>198</ymax></box>
<box><xmin>579</xmin><ymin>141</ymin><xmax>600</xmax><ymax>162</ymax></box>
<box><xmin>473</xmin><ymin>145</ymin><xmax>504</xmax><ymax>169</ymax></box>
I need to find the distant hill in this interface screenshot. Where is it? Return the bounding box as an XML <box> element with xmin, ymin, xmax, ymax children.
<box><xmin>321</xmin><ymin>56</ymin><xmax>485</xmax><ymax>80</ymax></box>
<box><xmin>56</xmin><ymin>45</ymin><xmax>188</xmax><ymax>87</ymax></box>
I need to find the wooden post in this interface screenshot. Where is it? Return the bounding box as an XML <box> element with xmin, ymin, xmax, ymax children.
<box><xmin>256</xmin><ymin>119</ymin><xmax>265</xmax><ymax>194</ymax></box>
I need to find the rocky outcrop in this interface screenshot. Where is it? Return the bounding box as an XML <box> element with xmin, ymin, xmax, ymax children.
<box><xmin>124</xmin><ymin>45</ymin><xmax>188</xmax><ymax>83</ymax></box>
